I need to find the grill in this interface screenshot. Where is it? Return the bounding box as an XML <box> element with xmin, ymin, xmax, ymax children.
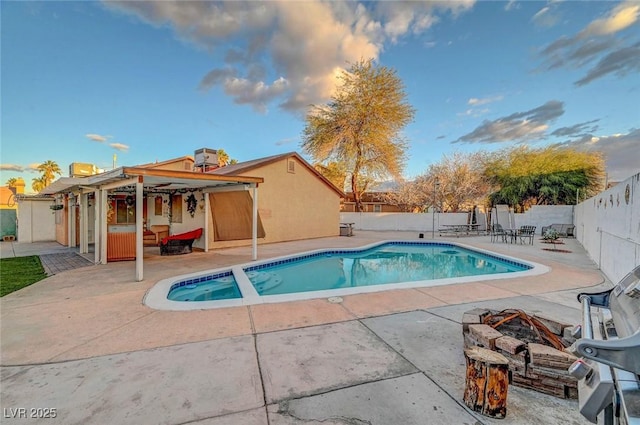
<box><xmin>568</xmin><ymin>265</ymin><xmax>640</xmax><ymax>424</ymax></box>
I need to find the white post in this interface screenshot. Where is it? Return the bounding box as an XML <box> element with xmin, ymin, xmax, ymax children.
<box><xmin>67</xmin><ymin>194</ymin><xmax>74</xmax><ymax>247</ymax></box>
<box><xmin>79</xmin><ymin>193</ymin><xmax>87</xmax><ymax>253</ymax></box>
<box><xmin>252</xmin><ymin>185</ymin><xmax>258</xmax><ymax>261</ymax></box>
<box><xmin>204</xmin><ymin>193</ymin><xmax>209</xmax><ymax>253</ymax></box>
<box><xmin>100</xmin><ymin>189</ymin><xmax>108</xmax><ymax>264</ymax></box>
<box><xmin>94</xmin><ymin>190</ymin><xmax>100</xmax><ymax>264</ymax></box>
<box><xmin>135</xmin><ymin>178</ymin><xmax>144</xmax><ymax>282</ymax></box>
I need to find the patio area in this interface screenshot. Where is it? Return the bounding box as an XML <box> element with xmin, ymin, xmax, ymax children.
<box><xmin>1</xmin><ymin>231</ymin><xmax>606</xmax><ymax>424</ymax></box>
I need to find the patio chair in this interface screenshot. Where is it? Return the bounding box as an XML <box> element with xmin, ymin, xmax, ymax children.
<box><xmin>517</xmin><ymin>225</ymin><xmax>536</xmax><ymax>245</ymax></box>
<box><xmin>490</xmin><ymin>223</ymin><xmax>507</xmax><ymax>243</ymax></box>
<box><xmin>160</xmin><ymin>228</ymin><xmax>203</xmax><ymax>255</ymax></box>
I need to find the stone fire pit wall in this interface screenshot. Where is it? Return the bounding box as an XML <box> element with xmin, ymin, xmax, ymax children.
<box><xmin>462</xmin><ymin>308</ymin><xmax>579</xmax><ymax>399</ymax></box>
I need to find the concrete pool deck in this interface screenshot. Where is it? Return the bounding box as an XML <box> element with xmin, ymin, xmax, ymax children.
<box><xmin>1</xmin><ymin>232</ymin><xmax>607</xmax><ymax>424</ymax></box>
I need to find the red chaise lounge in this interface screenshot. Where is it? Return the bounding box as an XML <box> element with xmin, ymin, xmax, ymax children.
<box><xmin>160</xmin><ymin>228</ymin><xmax>203</xmax><ymax>255</ymax></box>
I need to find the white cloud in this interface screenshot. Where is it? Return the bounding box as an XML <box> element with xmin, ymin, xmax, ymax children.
<box><xmin>505</xmin><ymin>1</ymin><xmax>519</xmax><ymax>12</ymax></box>
<box><xmin>105</xmin><ymin>0</ymin><xmax>476</xmax><ymax>113</ymax></box>
<box><xmin>86</xmin><ymin>133</ymin><xmax>110</xmax><ymax>142</ymax></box>
<box><xmin>540</xmin><ymin>1</ymin><xmax>640</xmax><ymax>85</ymax></box>
<box><xmin>467</xmin><ymin>95</ymin><xmax>503</xmax><ymax>106</ymax></box>
<box><xmin>580</xmin><ymin>1</ymin><xmax>639</xmax><ymax>37</ymax></box>
<box><xmin>454</xmin><ymin>100</ymin><xmax>564</xmax><ymax>144</ymax></box>
<box><xmin>27</xmin><ymin>163</ymin><xmax>41</xmax><ymax>173</ymax></box>
<box><xmin>0</xmin><ymin>164</ymin><xmax>24</xmax><ymax>172</ymax></box>
<box><xmin>575</xmin><ymin>42</ymin><xmax>640</xmax><ymax>86</ymax></box>
<box><xmin>110</xmin><ymin>143</ymin><xmax>129</xmax><ymax>152</ymax></box>
<box><xmin>557</xmin><ymin>128</ymin><xmax>640</xmax><ymax>181</ymax></box>
<box><xmin>532</xmin><ymin>5</ymin><xmax>560</xmax><ymax>28</ymax></box>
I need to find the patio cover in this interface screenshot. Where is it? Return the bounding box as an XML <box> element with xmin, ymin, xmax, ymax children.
<box><xmin>41</xmin><ymin>167</ymin><xmax>264</xmax><ymax>281</ymax></box>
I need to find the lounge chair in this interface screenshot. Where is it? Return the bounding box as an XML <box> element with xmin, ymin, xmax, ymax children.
<box><xmin>160</xmin><ymin>228</ymin><xmax>203</xmax><ymax>255</ymax></box>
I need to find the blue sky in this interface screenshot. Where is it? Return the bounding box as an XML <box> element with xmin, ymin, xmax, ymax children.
<box><xmin>2</xmin><ymin>1</ymin><xmax>639</xmax><ymax>192</ymax></box>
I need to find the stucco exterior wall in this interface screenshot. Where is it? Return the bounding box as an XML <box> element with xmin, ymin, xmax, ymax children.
<box><xmin>513</xmin><ymin>205</ymin><xmax>574</xmax><ymax>234</ymax></box>
<box><xmin>17</xmin><ymin>199</ymin><xmax>56</xmax><ymax>242</ymax></box>
<box><xmin>575</xmin><ymin>173</ymin><xmax>640</xmax><ymax>283</ymax></box>
<box><xmin>340</xmin><ymin>212</ymin><xmax>470</xmax><ymax>232</ymax></box>
<box><xmin>210</xmin><ymin>157</ymin><xmax>341</xmax><ymax>249</ymax></box>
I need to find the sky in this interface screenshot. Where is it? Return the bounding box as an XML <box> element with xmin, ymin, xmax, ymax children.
<box><xmin>1</xmin><ymin>0</ymin><xmax>639</xmax><ymax>193</ymax></box>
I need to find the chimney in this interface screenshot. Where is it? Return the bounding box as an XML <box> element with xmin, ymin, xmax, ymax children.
<box><xmin>14</xmin><ymin>178</ymin><xmax>25</xmax><ymax>194</ymax></box>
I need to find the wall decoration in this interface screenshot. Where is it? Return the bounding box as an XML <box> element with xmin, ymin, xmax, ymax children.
<box><xmin>186</xmin><ymin>194</ymin><xmax>198</xmax><ymax>217</ymax></box>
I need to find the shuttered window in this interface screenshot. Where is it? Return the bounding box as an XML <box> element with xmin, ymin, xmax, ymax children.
<box><xmin>209</xmin><ymin>191</ymin><xmax>265</xmax><ymax>241</ymax></box>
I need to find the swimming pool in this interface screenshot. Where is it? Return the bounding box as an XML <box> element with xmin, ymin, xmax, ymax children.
<box><xmin>144</xmin><ymin>241</ymin><xmax>548</xmax><ymax>310</ymax></box>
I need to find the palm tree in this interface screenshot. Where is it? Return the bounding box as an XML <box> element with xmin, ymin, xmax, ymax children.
<box><xmin>32</xmin><ymin>176</ymin><xmax>46</xmax><ymax>193</ymax></box>
<box><xmin>216</xmin><ymin>149</ymin><xmax>237</xmax><ymax>167</ymax></box>
<box><xmin>6</xmin><ymin>178</ymin><xmax>18</xmax><ymax>187</ymax></box>
<box><xmin>36</xmin><ymin>160</ymin><xmax>62</xmax><ymax>187</ymax></box>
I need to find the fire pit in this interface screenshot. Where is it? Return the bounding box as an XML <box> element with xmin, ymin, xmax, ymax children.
<box><xmin>462</xmin><ymin>308</ymin><xmax>579</xmax><ymax>399</ymax></box>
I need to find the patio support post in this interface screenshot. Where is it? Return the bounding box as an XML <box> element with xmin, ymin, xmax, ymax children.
<box><xmin>135</xmin><ymin>177</ymin><xmax>144</xmax><ymax>282</ymax></box>
<box><xmin>80</xmin><ymin>193</ymin><xmax>88</xmax><ymax>254</ymax></box>
<box><xmin>100</xmin><ymin>189</ymin><xmax>108</xmax><ymax>264</ymax></box>
<box><xmin>94</xmin><ymin>189</ymin><xmax>100</xmax><ymax>264</ymax></box>
<box><xmin>204</xmin><ymin>193</ymin><xmax>209</xmax><ymax>253</ymax></box>
<box><xmin>252</xmin><ymin>185</ymin><xmax>258</xmax><ymax>261</ymax></box>
<box><xmin>67</xmin><ymin>194</ymin><xmax>75</xmax><ymax>248</ymax></box>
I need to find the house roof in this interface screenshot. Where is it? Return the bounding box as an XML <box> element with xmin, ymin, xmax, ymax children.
<box><xmin>137</xmin><ymin>156</ymin><xmax>194</xmax><ymax>169</ymax></box>
<box><xmin>40</xmin><ymin>167</ymin><xmax>263</xmax><ymax>195</ymax></box>
<box><xmin>209</xmin><ymin>152</ymin><xmax>345</xmax><ymax>197</ymax></box>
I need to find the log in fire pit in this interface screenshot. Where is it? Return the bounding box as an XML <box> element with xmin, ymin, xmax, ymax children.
<box><xmin>462</xmin><ymin>308</ymin><xmax>579</xmax><ymax>399</ymax></box>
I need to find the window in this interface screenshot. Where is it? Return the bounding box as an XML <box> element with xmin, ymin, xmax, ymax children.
<box><xmin>171</xmin><ymin>194</ymin><xmax>182</xmax><ymax>223</ymax></box>
<box><xmin>154</xmin><ymin>196</ymin><xmax>163</xmax><ymax>216</ymax></box>
<box><xmin>373</xmin><ymin>204</ymin><xmax>382</xmax><ymax>213</ymax></box>
<box><xmin>116</xmin><ymin>199</ymin><xmax>136</xmax><ymax>224</ymax></box>
<box><xmin>287</xmin><ymin>159</ymin><xmax>295</xmax><ymax>173</ymax></box>
<box><xmin>209</xmin><ymin>192</ymin><xmax>265</xmax><ymax>241</ymax></box>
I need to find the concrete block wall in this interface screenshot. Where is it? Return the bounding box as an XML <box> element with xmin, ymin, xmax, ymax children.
<box><xmin>575</xmin><ymin>173</ymin><xmax>640</xmax><ymax>283</ymax></box>
<box><xmin>514</xmin><ymin>205</ymin><xmax>574</xmax><ymax>235</ymax></box>
<box><xmin>340</xmin><ymin>212</ymin><xmax>470</xmax><ymax>232</ymax></box>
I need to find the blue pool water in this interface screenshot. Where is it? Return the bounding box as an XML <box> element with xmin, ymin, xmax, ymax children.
<box><xmin>244</xmin><ymin>242</ymin><xmax>529</xmax><ymax>296</ymax></box>
<box><xmin>167</xmin><ymin>272</ymin><xmax>241</xmax><ymax>301</ymax></box>
<box><xmin>161</xmin><ymin>242</ymin><xmax>532</xmax><ymax>304</ymax></box>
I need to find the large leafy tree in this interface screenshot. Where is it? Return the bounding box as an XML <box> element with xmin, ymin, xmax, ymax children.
<box><xmin>426</xmin><ymin>151</ymin><xmax>493</xmax><ymax>212</ymax></box>
<box><xmin>313</xmin><ymin>162</ymin><xmax>347</xmax><ymax>191</ymax></box>
<box><xmin>382</xmin><ymin>178</ymin><xmax>427</xmax><ymax>212</ymax></box>
<box><xmin>302</xmin><ymin>59</ymin><xmax>415</xmax><ymax>212</ymax></box>
<box><xmin>486</xmin><ymin>146</ymin><xmax>605</xmax><ymax>211</ymax></box>
<box><xmin>384</xmin><ymin>151</ymin><xmax>492</xmax><ymax>212</ymax></box>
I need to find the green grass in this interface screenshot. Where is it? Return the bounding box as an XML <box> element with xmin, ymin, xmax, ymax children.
<box><xmin>0</xmin><ymin>256</ymin><xmax>47</xmax><ymax>297</ymax></box>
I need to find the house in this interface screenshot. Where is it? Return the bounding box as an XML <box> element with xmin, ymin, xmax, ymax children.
<box><xmin>341</xmin><ymin>192</ymin><xmax>403</xmax><ymax>213</ymax></box>
<box><xmin>37</xmin><ymin>150</ymin><xmax>345</xmax><ymax>281</ymax></box>
<box><xmin>208</xmin><ymin>152</ymin><xmax>345</xmax><ymax>248</ymax></box>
